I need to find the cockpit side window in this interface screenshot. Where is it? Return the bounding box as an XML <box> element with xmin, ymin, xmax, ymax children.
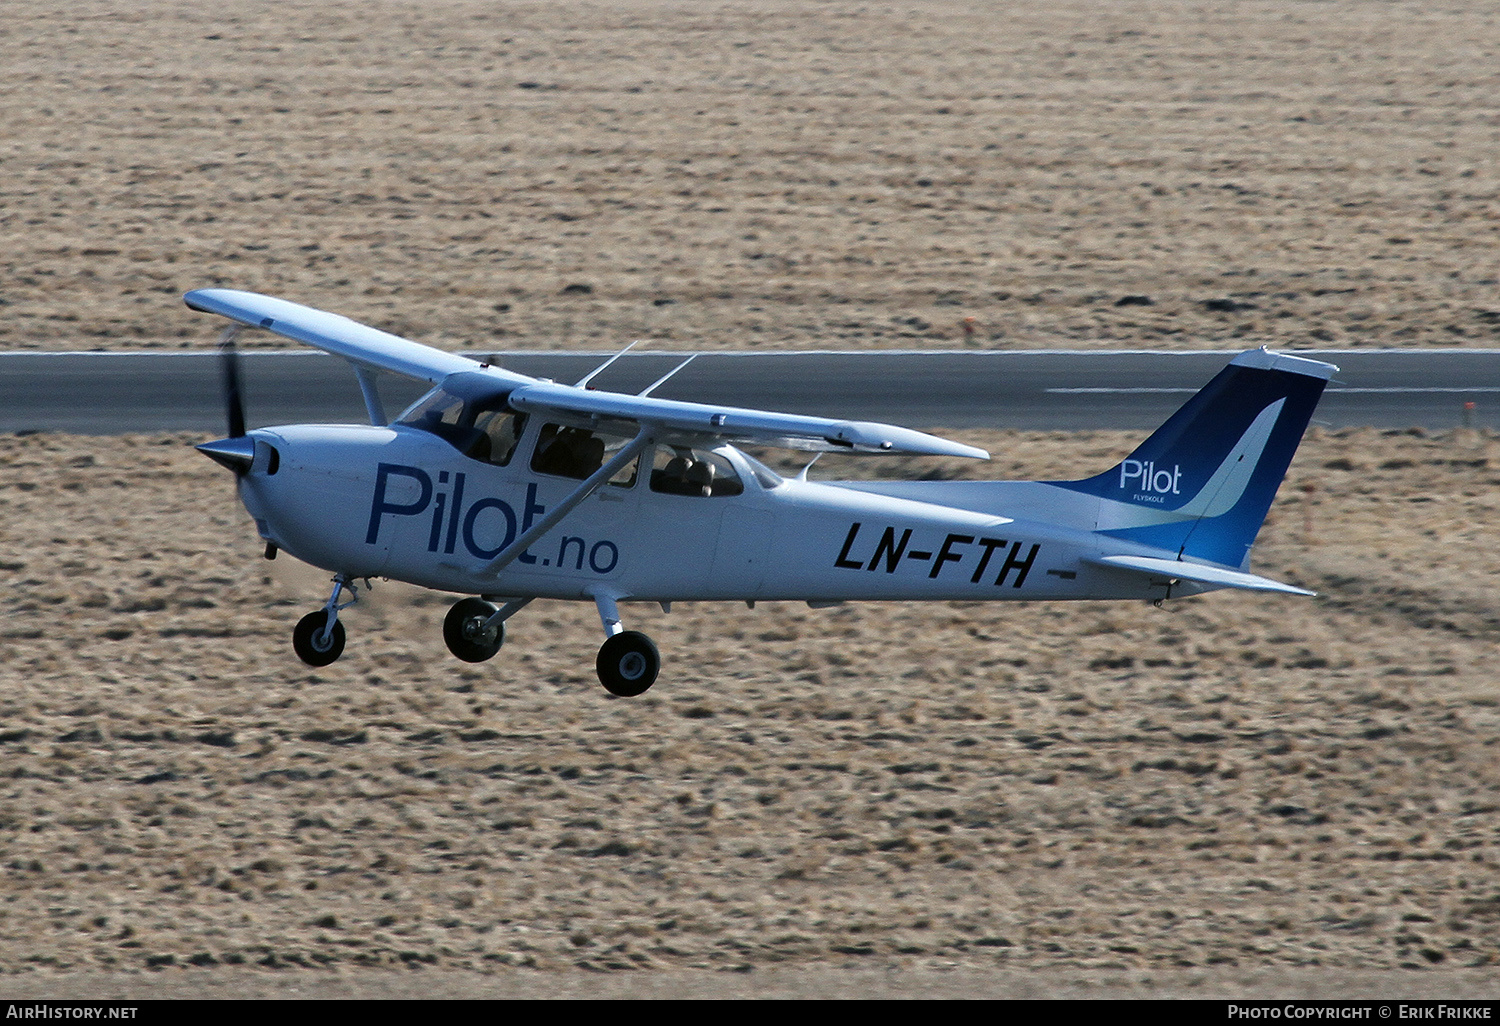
<box><xmin>470</xmin><ymin>406</ymin><xmax>527</xmax><ymax>466</ymax></box>
<box><xmin>648</xmin><ymin>445</ymin><xmax>743</xmax><ymax>497</ymax></box>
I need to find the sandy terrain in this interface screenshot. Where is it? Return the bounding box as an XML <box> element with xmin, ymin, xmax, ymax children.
<box><xmin>1</xmin><ymin>0</ymin><xmax>1498</xmax><ymax>1000</ymax></box>
<box><xmin>1</xmin><ymin>0</ymin><xmax>1498</xmax><ymax>353</ymax></box>
<box><xmin>0</xmin><ymin>425</ymin><xmax>1495</xmax><ymax>999</ymax></box>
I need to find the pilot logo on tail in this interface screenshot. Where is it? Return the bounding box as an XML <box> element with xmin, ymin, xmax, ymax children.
<box><xmin>1119</xmin><ymin>459</ymin><xmax>1181</xmax><ymax>499</ymax></box>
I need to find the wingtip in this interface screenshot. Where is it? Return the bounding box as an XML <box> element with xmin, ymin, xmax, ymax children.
<box><xmin>925</xmin><ymin>439</ymin><xmax>989</xmax><ymax>461</ymax></box>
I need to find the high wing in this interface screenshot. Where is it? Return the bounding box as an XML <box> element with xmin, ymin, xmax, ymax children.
<box><xmin>184</xmin><ymin>288</ymin><xmax>515</xmax><ymax>386</ymax></box>
<box><xmin>184</xmin><ymin>288</ymin><xmax>989</xmax><ymax>459</ymax></box>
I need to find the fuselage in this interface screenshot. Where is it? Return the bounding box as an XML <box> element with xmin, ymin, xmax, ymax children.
<box><xmin>235</xmin><ymin>421</ymin><xmax>1193</xmax><ymax>606</ymax></box>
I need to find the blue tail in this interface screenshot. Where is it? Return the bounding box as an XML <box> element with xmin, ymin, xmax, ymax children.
<box><xmin>1055</xmin><ymin>348</ymin><xmax>1336</xmax><ymax>569</ymax></box>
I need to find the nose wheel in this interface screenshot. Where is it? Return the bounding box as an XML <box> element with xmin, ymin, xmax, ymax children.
<box><xmin>596</xmin><ymin>631</ymin><xmax>660</xmax><ymax>697</ymax></box>
<box><xmin>291</xmin><ymin>575</ymin><xmax>359</xmax><ymax>667</ymax></box>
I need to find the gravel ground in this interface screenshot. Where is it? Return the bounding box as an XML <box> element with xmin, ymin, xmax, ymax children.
<box><xmin>0</xmin><ymin>427</ymin><xmax>1495</xmax><ymax>999</ymax></box>
<box><xmin>1</xmin><ymin>0</ymin><xmax>1498</xmax><ymax>1000</ymax></box>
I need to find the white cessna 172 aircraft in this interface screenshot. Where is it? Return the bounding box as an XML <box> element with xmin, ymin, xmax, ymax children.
<box><xmin>187</xmin><ymin>288</ymin><xmax>1334</xmax><ymax>697</ymax></box>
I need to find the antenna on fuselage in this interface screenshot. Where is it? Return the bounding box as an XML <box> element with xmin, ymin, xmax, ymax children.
<box><xmin>795</xmin><ymin>452</ymin><xmax>823</xmax><ymax>481</ymax></box>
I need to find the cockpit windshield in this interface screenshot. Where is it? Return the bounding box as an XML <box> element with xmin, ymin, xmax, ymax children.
<box><xmin>397</xmin><ymin>386</ymin><xmax>528</xmax><ymax>466</ymax></box>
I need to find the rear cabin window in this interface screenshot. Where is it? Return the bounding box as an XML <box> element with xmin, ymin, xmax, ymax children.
<box><xmin>648</xmin><ymin>446</ymin><xmax>743</xmax><ymax>497</ymax></box>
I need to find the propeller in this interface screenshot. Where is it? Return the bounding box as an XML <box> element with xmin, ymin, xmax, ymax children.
<box><xmin>221</xmin><ymin>324</ymin><xmax>246</xmax><ymax>439</ymax></box>
<box><xmin>196</xmin><ymin>325</ymin><xmax>255</xmax><ymax>474</ymax></box>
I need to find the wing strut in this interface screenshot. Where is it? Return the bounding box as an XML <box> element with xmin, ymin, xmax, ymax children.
<box><xmin>480</xmin><ymin>427</ymin><xmax>654</xmax><ymax>579</ymax></box>
<box><xmin>354</xmin><ymin>366</ymin><xmax>388</xmax><ymax>426</ymax></box>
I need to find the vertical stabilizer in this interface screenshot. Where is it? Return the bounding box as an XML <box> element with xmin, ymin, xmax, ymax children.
<box><xmin>1055</xmin><ymin>349</ymin><xmax>1336</xmax><ymax>568</ymax></box>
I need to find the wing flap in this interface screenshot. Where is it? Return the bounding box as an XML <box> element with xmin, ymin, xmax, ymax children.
<box><xmin>506</xmin><ymin>380</ymin><xmax>990</xmax><ymax>458</ymax></box>
<box><xmin>185</xmin><ymin>288</ymin><xmax>499</xmax><ymax>385</ymax></box>
<box><xmin>1086</xmin><ymin>554</ymin><xmax>1315</xmax><ymax>596</ymax></box>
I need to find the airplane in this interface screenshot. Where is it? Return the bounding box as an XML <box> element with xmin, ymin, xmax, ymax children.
<box><xmin>186</xmin><ymin>288</ymin><xmax>1335</xmax><ymax>697</ymax></box>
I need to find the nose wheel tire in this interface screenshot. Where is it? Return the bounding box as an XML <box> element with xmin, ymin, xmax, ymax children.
<box><xmin>443</xmin><ymin>598</ymin><xmax>505</xmax><ymax>663</ymax></box>
<box><xmin>596</xmin><ymin>631</ymin><xmax>660</xmax><ymax>697</ymax></box>
<box><xmin>293</xmin><ymin>609</ymin><xmax>345</xmax><ymax>667</ymax></box>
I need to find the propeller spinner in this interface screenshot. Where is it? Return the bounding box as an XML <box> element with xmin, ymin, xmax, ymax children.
<box><xmin>196</xmin><ymin>326</ymin><xmax>255</xmax><ymax>474</ymax></box>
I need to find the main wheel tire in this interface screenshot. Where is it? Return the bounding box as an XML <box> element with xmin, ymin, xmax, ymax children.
<box><xmin>293</xmin><ymin>609</ymin><xmax>345</xmax><ymax>667</ymax></box>
<box><xmin>596</xmin><ymin>631</ymin><xmax>660</xmax><ymax>697</ymax></box>
<box><xmin>443</xmin><ymin>597</ymin><xmax>504</xmax><ymax>663</ymax></box>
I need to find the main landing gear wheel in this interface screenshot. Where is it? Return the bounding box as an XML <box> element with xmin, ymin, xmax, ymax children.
<box><xmin>293</xmin><ymin>609</ymin><xmax>345</xmax><ymax>667</ymax></box>
<box><xmin>444</xmin><ymin>597</ymin><xmax>505</xmax><ymax>663</ymax></box>
<box><xmin>596</xmin><ymin>631</ymin><xmax>660</xmax><ymax>697</ymax></box>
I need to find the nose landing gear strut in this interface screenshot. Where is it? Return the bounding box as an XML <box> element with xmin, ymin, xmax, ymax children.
<box><xmin>292</xmin><ymin>574</ymin><xmax>362</xmax><ymax>667</ymax></box>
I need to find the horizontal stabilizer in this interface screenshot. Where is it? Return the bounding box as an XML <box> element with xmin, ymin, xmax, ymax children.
<box><xmin>1086</xmin><ymin>554</ymin><xmax>1315</xmax><ymax>596</ymax></box>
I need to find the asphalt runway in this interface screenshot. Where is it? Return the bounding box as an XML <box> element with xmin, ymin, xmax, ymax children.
<box><xmin>1</xmin><ymin>348</ymin><xmax>1495</xmax><ymax>436</ymax></box>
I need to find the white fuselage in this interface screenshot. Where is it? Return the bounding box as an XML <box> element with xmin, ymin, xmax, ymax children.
<box><xmin>237</xmin><ymin>423</ymin><xmax>1199</xmax><ymax>607</ymax></box>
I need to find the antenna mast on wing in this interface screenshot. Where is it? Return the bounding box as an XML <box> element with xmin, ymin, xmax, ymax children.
<box><xmin>639</xmin><ymin>354</ymin><xmax>697</xmax><ymax>397</ymax></box>
<box><xmin>573</xmin><ymin>341</ymin><xmax>639</xmax><ymax>389</ymax></box>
